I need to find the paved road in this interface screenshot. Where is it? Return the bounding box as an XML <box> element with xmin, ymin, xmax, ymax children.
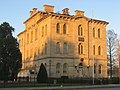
<box><xmin>1</xmin><ymin>87</ymin><xmax>120</xmax><ymax>90</ymax></box>
<box><xmin>0</xmin><ymin>85</ymin><xmax>120</xmax><ymax>90</ymax></box>
<box><xmin>78</xmin><ymin>88</ymin><xmax>120</xmax><ymax>90</ymax></box>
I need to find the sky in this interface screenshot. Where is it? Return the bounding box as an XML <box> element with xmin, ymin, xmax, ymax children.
<box><xmin>0</xmin><ymin>0</ymin><xmax>120</xmax><ymax>37</ymax></box>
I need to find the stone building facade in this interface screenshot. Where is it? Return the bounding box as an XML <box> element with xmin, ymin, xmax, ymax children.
<box><xmin>17</xmin><ymin>5</ymin><xmax>108</xmax><ymax>78</ymax></box>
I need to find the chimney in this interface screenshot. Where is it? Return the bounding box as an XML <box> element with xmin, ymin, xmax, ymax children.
<box><xmin>62</xmin><ymin>8</ymin><xmax>69</xmax><ymax>15</ymax></box>
<box><xmin>30</xmin><ymin>11</ymin><xmax>33</xmax><ymax>17</ymax></box>
<box><xmin>33</xmin><ymin>8</ymin><xmax>37</xmax><ymax>13</ymax></box>
<box><xmin>43</xmin><ymin>5</ymin><xmax>54</xmax><ymax>12</ymax></box>
<box><xmin>75</xmin><ymin>10</ymin><xmax>84</xmax><ymax>16</ymax></box>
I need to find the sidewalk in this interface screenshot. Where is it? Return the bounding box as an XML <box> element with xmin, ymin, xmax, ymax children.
<box><xmin>1</xmin><ymin>84</ymin><xmax>120</xmax><ymax>90</ymax></box>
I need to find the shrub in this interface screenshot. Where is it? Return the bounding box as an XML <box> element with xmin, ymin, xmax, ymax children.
<box><xmin>37</xmin><ymin>63</ymin><xmax>48</xmax><ymax>83</ymax></box>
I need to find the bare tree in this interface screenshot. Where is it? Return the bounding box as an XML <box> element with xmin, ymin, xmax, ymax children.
<box><xmin>107</xmin><ymin>30</ymin><xmax>118</xmax><ymax>78</ymax></box>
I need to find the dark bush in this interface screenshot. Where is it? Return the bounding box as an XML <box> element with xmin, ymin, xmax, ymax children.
<box><xmin>37</xmin><ymin>63</ymin><xmax>48</xmax><ymax>83</ymax></box>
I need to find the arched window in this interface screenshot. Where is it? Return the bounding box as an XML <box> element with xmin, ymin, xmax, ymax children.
<box><xmin>56</xmin><ymin>42</ymin><xmax>60</xmax><ymax>54</ymax></box>
<box><xmin>63</xmin><ymin>42</ymin><xmax>67</xmax><ymax>54</ymax></box>
<box><xmin>94</xmin><ymin>64</ymin><xmax>96</xmax><ymax>74</ymax></box>
<box><xmin>98</xmin><ymin>28</ymin><xmax>100</xmax><ymax>38</ymax></box>
<box><xmin>99</xmin><ymin>64</ymin><xmax>102</xmax><ymax>74</ymax></box>
<box><xmin>63</xmin><ymin>63</ymin><xmax>68</xmax><ymax>74</ymax></box>
<box><xmin>78</xmin><ymin>43</ymin><xmax>80</xmax><ymax>54</ymax></box>
<box><xmin>98</xmin><ymin>46</ymin><xmax>101</xmax><ymax>55</ymax></box>
<box><xmin>93</xmin><ymin>28</ymin><xmax>95</xmax><ymax>38</ymax></box>
<box><xmin>63</xmin><ymin>24</ymin><xmax>66</xmax><ymax>34</ymax></box>
<box><xmin>93</xmin><ymin>45</ymin><xmax>95</xmax><ymax>55</ymax></box>
<box><xmin>78</xmin><ymin>25</ymin><xmax>83</xmax><ymax>36</ymax></box>
<box><xmin>56</xmin><ymin>63</ymin><xmax>61</xmax><ymax>74</ymax></box>
<box><xmin>78</xmin><ymin>43</ymin><xmax>83</xmax><ymax>54</ymax></box>
<box><xmin>56</xmin><ymin>23</ymin><xmax>60</xmax><ymax>34</ymax></box>
<box><xmin>81</xmin><ymin>45</ymin><xmax>83</xmax><ymax>54</ymax></box>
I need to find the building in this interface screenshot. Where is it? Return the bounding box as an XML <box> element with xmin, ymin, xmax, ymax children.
<box><xmin>17</xmin><ymin>5</ymin><xmax>109</xmax><ymax>79</ymax></box>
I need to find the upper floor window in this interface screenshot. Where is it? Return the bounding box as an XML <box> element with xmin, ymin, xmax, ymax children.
<box><xmin>45</xmin><ymin>25</ymin><xmax>47</xmax><ymax>35</ymax></box>
<box><xmin>98</xmin><ymin>28</ymin><xmax>100</xmax><ymax>38</ymax></box>
<box><xmin>98</xmin><ymin>46</ymin><xmax>101</xmax><ymax>55</ymax></box>
<box><xmin>27</xmin><ymin>33</ymin><xmax>29</xmax><ymax>44</ymax></box>
<box><xmin>63</xmin><ymin>42</ymin><xmax>67</xmax><ymax>54</ymax></box>
<box><xmin>56</xmin><ymin>23</ymin><xmax>60</xmax><ymax>34</ymax></box>
<box><xmin>56</xmin><ymin>42</ymin><xmax>60</xmax><ymax>54</ymax></box>
<box><xmin>63</xmin><ymin>24</ymin><xmax>66</xmax><ymax>34</ymax></box>
<box><xmin>42</xmin><ymin>26</ymin><xmax>44</xmax><ymax>37</ymax></box>
<box><xmin>35</xmin><ymin>29</ymin><xmax>37</xmax><ymax>40</ymax></box>
<box><xmin>31</xmin><ymin>31</ymin><xmax>33</xmax><ymax>42</ymax></box>
<box><xmin>78</xmin><ymin>25</ymin><xmax>83</xmax><ymax>36</ymax></box>
<box><xmin>93</xmin><ymin>28</ymin><xmax>95</xmax><ymax>38</ymax></box>
<box><xmin>93</xmin><ymin>45</ymin><xmax>95</xmax><ymax>55</ymax></box>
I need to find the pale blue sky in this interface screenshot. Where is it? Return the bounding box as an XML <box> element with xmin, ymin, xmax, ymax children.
<box><xmin>0</xmin><ymin>0</ymin><xmax>120</xmax><ymax>37</ymax></box>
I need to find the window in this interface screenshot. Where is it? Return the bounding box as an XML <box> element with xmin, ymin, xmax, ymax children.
<box><xmin>34</xmin><ymin>47</ymin><xmax>37</xmax><ymax>57</ymax></box>
<box><xmin>78</xmin><ymin>43</ymin><xmax>80</xmax><ymax>54</ymax></box>
<box><xmin>45</xmin><ymin>25</ymin><xmax>47</xmax><ymax>35</ymax></box>
<box><xmin>56</xmin><ymin>23</ymin><xmax>60</xmax><ymax>34</ymax></box>
<box><xmin>35</xmin><ymin>29</ymin><xmax>37</xmax><ymax>40</ymax></box>
<box><xmin>94</xmin><ymin>64</ymin><xmax>96</xmax><ymax>74</ymax></box>
<box><xmin>78</xmin><ymin>25</ymin><xmax>83</xmax><ymax>36</ymax></box>
<box><xmin>63</xmin><ymin>63</ymin><xmax>68</xmax><ymax>73</ymax></box>
<box><xmin>93</xmin><ymin>45</ymin><xmax>95</xmax><ymax>55</ymax></box>
<box><xmin>63</xmin><ymin>42</ymin><xmax>67</xmax><ymax>54</ymax></box>
<box><xmin>26</xmin><ymin>50</ymin><xmax>29</xmax><ymax>58</ymax></box>
<box><xmin>56</xmin><ymin>42</ymin><xmax>60</xmax><ymax>54</ymax></box>
<box><xmin>27</xmin><ymin>33</ymin><xmax>29</xmax><ymax>44</ymax></box>
<box><xmin>45</xmin><ymin>43</ymin><xmax>47</xmax><ymax>54</ymax></box>
<box><xmin>56</xmin><ymin>63</ymin><xmax>61</xmax><ymax>74</ymax></box>
<box><xmin>38</xmin><ymin>48</ymin><xmax>40</xmax><ymax>55</ymax></box>
<box><xmin>99</xmin><ymin>64</ymin><xmax>102</xmax><ymax>74</ymax></box>
<box><xmin>93</xmin><ymin>28</ymin><xmax>95</xmax><ymax>38</ymax></box>
<box><xmin>98</xmin><ymin>46</ymin><xmax>101</xmax><ymax>55</ymax></box>
<box><xmin>78</xmin><ymin>43</ymin><xmax>83</xmax><ymax>54</ymax></box>
<box><xmin>63</xmin><ymin>24</ymin><xmax>66</xmax><ymax>34</ymax></box>
<box><xmin>98</xmin><ymin>28</ymin><xmax>100</xmax><ymax>38</ymax></box>
<box><xmin>42</xmin><ymin>26</ymin><xmax>44</xmax><ymax>37</ymax></box>
<box><xmin>31</xmin><ymin>31</ymin><xmax>33</xmax><ymax>42</ymax></box>
<box><xmin>81</xmin><ymin>45</ymin><xmax>83</xmax><ymax>54</ymax></box>
<box><xmin>30</xmin><ymin>48</ymin><xmax>33</xmax><ymax>58</ymax></box>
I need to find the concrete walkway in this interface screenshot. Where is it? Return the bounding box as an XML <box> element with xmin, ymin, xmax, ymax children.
<box><xmin>1</xmin><ymin>84</ymin><xmax>120</xmax><ymax>90</ymax></box>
